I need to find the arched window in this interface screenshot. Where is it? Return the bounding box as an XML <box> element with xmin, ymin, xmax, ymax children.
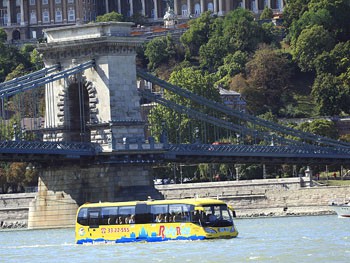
<box><xmin>181</xmin><ymin>4</ymin><xmax>188</xmax><ymax>16</ymax></box>
<box><xmin>12</xmin><ymin>30</ymin><xmax>20</xmax><ymax>40</ymax></box>
<box><xmin>208</xmin><ymin>3</ymin><xmax>214</xmax><ymax>12</ymax></box>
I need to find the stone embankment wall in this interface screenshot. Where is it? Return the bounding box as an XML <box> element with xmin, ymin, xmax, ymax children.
<box><xmin>1</xmin><ymin>178</ymin><xmax>349</xmax><ymax>229</ymax></box>
<box><xmin>0</xmin><ymin>193</ymin><xmax>36</xmax><ymax>229</ymax></box>
<box><xmin>155</xmin><ymin>177</ymin><xmax>349</xmax><ymax>217</ymax></box>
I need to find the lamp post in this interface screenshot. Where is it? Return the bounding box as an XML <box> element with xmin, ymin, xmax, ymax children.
<box><xmin>195</xmin><ymin>126</ymin><xmax>199</xmax><ymax>143</ymax></box>
<box><xmin>12</xmin><ymin>122</ymin><xmax>17</xmax><ymax>141</ymax></box>
<box><xmin>305</xmin><ymin>166</ymin><xmax>313</xmax><ymax>186</ymax></box>
<box><xmin>236</xmin><ymin>133</ymin><xmax>240</xmax><ymax>144</ymax></box>
<box><xmin>160</xmin><ymin>120</ymin><xmax>167</xmax><ymax>144</ymax></box>
<box><xmin>21</xmin><ymin>127</ymin><xmax>26</xmax><ymax>141</ymax></box>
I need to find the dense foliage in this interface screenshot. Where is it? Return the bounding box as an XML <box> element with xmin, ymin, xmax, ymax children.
<box><xmin>141</xmin><ymin>2</ymin><xmax>350</xmax><ymax>180</ymax></box>
<box><xmin>0</xmin><ymin>30</ymin><xmax>42</xmax><ymax>193</ymax></box>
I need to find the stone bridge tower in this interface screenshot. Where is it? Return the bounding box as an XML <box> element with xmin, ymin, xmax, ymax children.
<box><xmin>37</xmin><ymin>22</ymin><xmax>145</xmax><ymax>150</ymax></box>
<box><xmin>28</xmin><ymin>23</ymin><xmax>163</xmax><ymax>229</ymax></box>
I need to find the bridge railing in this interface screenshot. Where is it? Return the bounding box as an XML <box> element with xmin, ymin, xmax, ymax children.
<box><xmin>0</xmin><ymin>140</ymin><xmax>98</xmax><ymax>155</ymax></box>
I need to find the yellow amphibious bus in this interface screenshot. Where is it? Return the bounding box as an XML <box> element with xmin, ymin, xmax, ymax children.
<box><xmin>75</xmin><ymin>198</ymin><xmax>238</xmax><ymax>244</ymax></box>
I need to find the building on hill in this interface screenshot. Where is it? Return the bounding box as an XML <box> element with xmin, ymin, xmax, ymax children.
<box><xmin>173</xmin><ymin>0</ymin><xmax>284</xmax><ymax>18</ymax></box>
<box><xmin>0</xmin><ymin>0</ymin><xmax>285</xmax><ymax>42</ymax></box>
<box><xmin>219</xmin><ymin>87</ymin><xmax>246</xmax><ymax>112</ymax></box>
<box><xmin>0</xmin><ymin>0</ymin><xmax>95</xmax><ymax>43</ymax></box>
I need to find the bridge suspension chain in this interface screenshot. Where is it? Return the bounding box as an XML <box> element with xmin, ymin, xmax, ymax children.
<box><xmin>0</xmin><ymin>60</ymin><xmax>95</xmax><ymax>99</ymax></box>
<box><xmin>137</xmin><ymin>69</ymin><xmax>350</xmax><ymax>149</ymax></box>
<box><xmin>0</xmin><ymin>64</ymin><xmax>60</xmax><ymax>90</ymax></box>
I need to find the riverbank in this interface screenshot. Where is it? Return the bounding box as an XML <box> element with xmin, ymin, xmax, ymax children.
<box><xmin>1</xmin><ymin>177</ymin><xmax>348</xmax><ymax>229</ymax></box>
<box><xmin>155</xmin><ymin>177</ymin><xmax>346</xmax><ymax>219</ymax></box>
<box><xmin>236</xmin><ymin>206</ymin><xmax>336</xmax><ymax>218</ymax></box>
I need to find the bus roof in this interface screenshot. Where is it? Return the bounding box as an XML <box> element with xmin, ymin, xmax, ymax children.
<box><xmin>78</xmin><ymin>198</ymin><xmax>228</xmax><ymax>209</ymax></box>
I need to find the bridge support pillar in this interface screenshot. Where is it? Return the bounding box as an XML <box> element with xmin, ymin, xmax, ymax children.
<box><xmin>28</xmin><ymin>164</ymin><xmax>162</xmax><ymax>229</ymax></box>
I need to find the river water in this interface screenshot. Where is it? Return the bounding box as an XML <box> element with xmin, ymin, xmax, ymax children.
<box><xmin>0</xmin><ymin>215</ymin><xmax>349</xmax><ymax>263</ymax></box>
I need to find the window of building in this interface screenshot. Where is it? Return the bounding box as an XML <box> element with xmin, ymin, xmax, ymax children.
<box><xmin>42</xmin><ymin>0</ymin><xmax>48</xmax><ymax>5</ymax></box>
<box><xmin>68</xmin><ymin>8</ymin><xmax>75</xmax><ymax>22</ymax></box>
<box><xmin>32</xmin><ymin>30</ymin><xmax>37</xmax><ymax>39</ymax></box>
<box><xmin>208</xmin><ymin>3</ymin><xmax>214</xmax><ymax>12</ymax></box>
<box><xmin>181</xmin><ymin>5</ymin><xmax>188</xmax><ymax>16</ymax></box>
<box><xmin>16</xmin><ymin>0</ymin><xmax>20</xmax><ymax>6</ymax></box>
<box><xmin>30</xmin><ymin>10</ymin><xmax>37</xmax><ymax>24</ymax></box>
<box><xmin>194</xmin><ymin>3</ymin><xmax>201</xmax><ymax>15</ymax></box>
<box><xmin>55</xmin><ymin>0</ymin><xmax>61</xmax><ymax>4</ymax></box>
<box><xmin>3</xmin><ymin>0</ymin><xmax>8</xmax><ymax>7</ymax></box>
<box><xmin>29</xmin><ymin>0</ymin><xmax>35</xmax><ymax>6</ymax></box>
<box><xmin>68</xmin><ymin>0</ymin><xmax>74</xmax><ymax>3</ymax></box>
<box><xmin>55</xmin><ymin>8</ymin><xmax>62</xmax><ymax>22</ymax></box>
<box><xmin>42</xmin><ymin>10</ymin><xmax>50</xmax><ymax>23</ymax></box>
<box><xmin>276</xmin><ymin>0</ymin><xmax>282</xmax><ymax>10</ymax></box>
<box><xmin>16</xmin><ymin>12</ymin><xmax>21</xmax><ymax>23</ymax></box>
<box><xmin>3</xmin><ymin>13</ymin><xmax>8</xmax><ymax>25</ymax></box>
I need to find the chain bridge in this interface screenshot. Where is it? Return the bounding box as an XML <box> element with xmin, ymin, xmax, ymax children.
<box><xmin>1</xmin><ymin>22</ymin><xmax>350</xmax><ymax>228</ymax></box>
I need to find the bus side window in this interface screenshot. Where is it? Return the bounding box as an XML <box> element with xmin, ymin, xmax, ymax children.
<box><xmin>101</xmin><ymin>207</ymin><xmax>118</xmax><ymax>225</ymax></box>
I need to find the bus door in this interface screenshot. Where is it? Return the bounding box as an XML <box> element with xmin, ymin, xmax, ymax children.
<box><xmin>87</xmin><ymin>209</ymin><xmax>101</xmax><ymax>238</ymax></box>
<box><xmin>135</xmin><ymin>203</ymin><xmax>151</xmax><ymax>224</ymax></box>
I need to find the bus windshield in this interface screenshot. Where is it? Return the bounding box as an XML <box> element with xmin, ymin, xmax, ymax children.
<box><xmin>192</xmin><ymin>204</ymin><xmax>233</xmax><ymax>227</ymax></box>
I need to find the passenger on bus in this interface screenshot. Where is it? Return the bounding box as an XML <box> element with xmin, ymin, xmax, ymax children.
<box><xmin>208</xmin><ymin>214</ymin><xmax>217</xmax><ymax>222</ymax></box>
<box><xmin>182</xmin><ymin>212</ymin><xmax>190</xmax><ymax>222</ymax></box>
<box><xmin>118</xmin><ymin>216</ymin><xmax>123</xmax><ymax>224</ymax></box>
<box><xmin>129</xmin><ymin>214</ymin><xmax>135</xmax><ymax>224</ymax></box>
<box><xmin>155</xmin><ymin>214</ymin><xmax>164</xmax><ymax>222</ymax></box>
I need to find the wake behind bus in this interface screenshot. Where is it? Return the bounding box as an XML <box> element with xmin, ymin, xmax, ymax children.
<box><xmin>75</xmin><ymin>198</ymin><xmax>238</xmax><ymax>244</ymax></box>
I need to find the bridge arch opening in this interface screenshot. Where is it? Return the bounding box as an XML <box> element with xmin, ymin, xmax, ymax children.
<box><xmin>66</xmin><ymin>79</ymin><xmax>91</xmax><ymax>142</ymax></box>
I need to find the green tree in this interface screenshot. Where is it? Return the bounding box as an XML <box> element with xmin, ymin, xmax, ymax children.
<box><xmin>283</xmin><ymin>0</ymin><xmax>310</xmax><ymax>28</ymax></box>
<box><xmin>180</xmin><ymin>11</ymin><xmax>218</xmax><ymax>58</ymax></box>
<box><xmin>243</xmin><ymin>48</ymin><xmax>294</xmax><ymax>115</ymax></box>
<box><xmin>96</xmin><ymin>11</ymin><xmax>123</xmax><ymax>22</ymax></box>
<box><xmin>297</xmin><ymin>119</ymin><xmax>338</xmax><ymax>139</ymax></box>
<box><xmin>148</xmin><ymin>67</ymin><xmax>221</xmax><ymax>144</ymax></box>
<box><xmin>222</xmin><ymin>8</ymin><xmax>264</xmax><ymax>52</ymax></box>
<box><xmin>30</xmin><ymin>48</ymin><xmax>44</xmax><ymax>70</ymax></box>
<box><xmin>308</xmin><ymin>0</ymin><xmax>350</xmax><ymax>42</ymax></box>
<box><xmin>199</xmin><ymin>35</ymin><xmax>228</xmax><ymax>71</ymax></box>
<box><xmin>0</xmin><ymin>43</ymin><xmax>28</xmax><ymax>82</ymax></box>
<box><xmin>288</xmin><ymin>8</ymin><xmax>332</xmax><ymax>46</ymax></box>
<box><xmin>6</xmin><ymin>162</ymin><xmax>26</xmax><ymax>192</ymax></box>
<box><xmin>215</xmin><ymin>51</ymin><xmax>248</xmax><ymax>88</ymax></box>
<box><xmin>260</xmin><ymin>6</ymin><xmax>273</xmax><ymax>20</ymax></box>
<box><xmin>0</xmin><ymin>28</ymin><xmax>7</xmax><ymax>42</ymax></box>
<box><xmin>293</xmin><ymin>25</ymin><xmax>335</xmax><ymax>72</ymax></box>
<box><xmin>311</xmin><ymin>73</ymin><xmax>343</xmax><ymax>116</ymax></box>
<box><xmin>330</xmin><ymin>41</ymin><xmax>350</xmax><ymax>75</ymax></box>
<box><xmin>144</xmin><ymin>34</ymin><xmax>176</xmax><ymax>70</ymax></box>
